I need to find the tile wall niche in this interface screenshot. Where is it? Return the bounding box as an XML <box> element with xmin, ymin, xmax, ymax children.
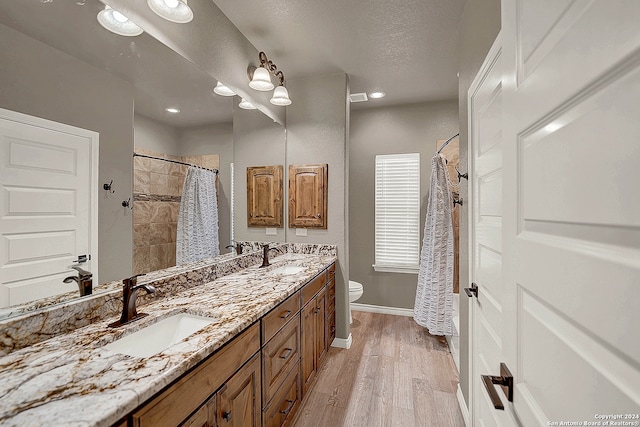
<box><xmin>133</xmin><ymin>148</ymin><xmax>220</xmax><ymax>275</ymax></box>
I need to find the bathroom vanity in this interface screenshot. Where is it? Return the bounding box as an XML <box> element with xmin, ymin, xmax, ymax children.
<box><xmin>0</xmin><ymin>244</ymin><xmax>337</xmax><ymax>427</ymax></box>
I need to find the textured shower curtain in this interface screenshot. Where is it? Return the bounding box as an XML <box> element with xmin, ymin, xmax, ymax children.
<box><xmin>414</xmin><ymin>153</ymin><xmax>454</xmax><ymax>336</ymax></box>
<box><xmin>176</xmin><ymin>167</ymin><xmax>220</xmax><ymax>265</ymax></box>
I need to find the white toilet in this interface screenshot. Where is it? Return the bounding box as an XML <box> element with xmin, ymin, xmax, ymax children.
<box><xmin>348</xmin><ymin>280</ymin><xmax>364</xmax><ymax>324</ymax></box>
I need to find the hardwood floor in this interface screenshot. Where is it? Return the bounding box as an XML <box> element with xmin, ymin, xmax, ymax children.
<box><xmin>292</xmin><ymin>310</ymin><xmax>465</xmax><ymax>427</ymax></box>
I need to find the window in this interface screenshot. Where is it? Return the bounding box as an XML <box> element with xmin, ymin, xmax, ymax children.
<box><xmin>374</xmin><ymin>153</ymin><xmax>420</xmax><ymax>273</ymax></box>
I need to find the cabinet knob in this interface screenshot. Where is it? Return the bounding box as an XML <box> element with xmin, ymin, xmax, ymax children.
<box><xmin>222</xmin><ymin>411</ymin><xmax>232</xmax><ymax>422</ymax></box>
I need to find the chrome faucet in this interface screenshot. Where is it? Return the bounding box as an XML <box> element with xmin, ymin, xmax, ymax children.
<box><xmin>108</xmin><ymin>274</ymin><xmax>156</xmax><ymax>328</ymax></box>
<box><xmin>63</xmin><ymin>266</ymin><xmax>93</xmax><ymax>296</ymax></box>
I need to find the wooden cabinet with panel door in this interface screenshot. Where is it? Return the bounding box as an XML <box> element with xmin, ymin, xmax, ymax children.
<box><xmin>218</xmin><ymin>353</ymin><xmax>261</xmax><ymax>427</ymax></box>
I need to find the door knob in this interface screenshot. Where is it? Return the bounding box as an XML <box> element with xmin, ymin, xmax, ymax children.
<box><xmin>464</xmin><ymin>282</ymin><xmax>479</xmax><ymax>298</ymax></box>
<box><xmin>222</xmin><ymin>411</ymin><xmax>232</xmax><ymax>422</ymax></box>
<box><xmin>481</xmin><ymin>363</ymin><xmax>513</xmax><ymax>410</ymax></box>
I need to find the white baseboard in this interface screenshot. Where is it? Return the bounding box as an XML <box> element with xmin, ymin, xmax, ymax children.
<box><xmin>457</xmin><ymin>384</ymin><xmax>470</xmax><ymax>426</ymax></box>
<box><xmin>350</xmin><ymin>302</ymin><xmax>414</xmax><ymax>317</ymax></box>
<box><xmin>331</xmin><ymin>333</ymin><xmax>352</xmax><ymax>349</ymax></box>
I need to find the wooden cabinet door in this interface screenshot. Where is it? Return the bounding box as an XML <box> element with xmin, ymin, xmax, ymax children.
<box><xmin>218</xmin><ymin>353</ymin><xmax>261</xmax><ymax>427</ymax></box>
<box><xmin>300</xmin><ymin>301</ymin><xmax>317</xmax><ymax>397</ymax></box>
<box><xmin>288</xmin><ymin>164</ymin><xmax>327</xmax><ymax>229</ymax></box>
<box><xmin>181</xmin><ymin>398</ymin><xmax>216</xmax><ymax>427</ymax></box>
<box><xmin>314</xmin><ymin>289</ymin><xmax>327</xmax><ymax>364</ymax></box>
<box><xmin>247</xmin><ymin>166</ymin><xmax>283</xmax><ymax>227</ymax></box>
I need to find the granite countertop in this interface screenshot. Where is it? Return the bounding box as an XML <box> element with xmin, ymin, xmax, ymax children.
<box><xmin>0</xmin><ymin>252</ymin><xmax>336</xmax><ymax>427</ymax></box>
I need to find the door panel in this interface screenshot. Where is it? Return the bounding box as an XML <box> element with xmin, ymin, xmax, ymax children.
<box><xmin>0</xmin><ymin>110</ymin><xmax>97</xmax><ymax>307</ymax></box>
<box><xmin>469</xmin><ymin>35</ymin><xmax>517</xmax><ymax>426</ymax></box>
<box><xmin>502</xmin><ymin>0</ymin><xmax>640</xmax><ymax>424</ymax></box>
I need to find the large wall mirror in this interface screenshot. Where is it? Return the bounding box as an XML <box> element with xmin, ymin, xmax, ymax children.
<box><xmin>0</xmin><ymin>0</ymin><xmax>285</xmax><ymax>318</ymax></box>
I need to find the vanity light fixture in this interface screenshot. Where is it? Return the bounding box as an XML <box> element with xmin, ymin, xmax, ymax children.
<box><xmin>147</xmin><ymin>0</ymin><xmax>193</xmax><ymax>24</ymax></box>
<box><xmin>369</xmin><ymin>91</ymin><xmax>386</xmax><ymax>99</ymax></box>
<box><xmin>97</xmin><ymin>5</ymin><xmax>144</xmax><ymax>37</ymax></box>
<box><xmin>248</xmin><ymin>51</ymin><xmax>292</xmax><ymax>106</ymax></box>
<box><xmin>213</xmin><ymin>81</ymin><xmax>236</xmax><ymax>96</ymax></box>
<box><xmin>238</xmin><ymin>99</ymin><xmax>257</xmax><ymax>110</ymax></box>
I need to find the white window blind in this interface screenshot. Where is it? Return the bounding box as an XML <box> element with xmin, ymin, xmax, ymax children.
<box><xmin>374</xmin><ymin>153</ymin><xmax>420</xmax><ymax>273</ymax></box>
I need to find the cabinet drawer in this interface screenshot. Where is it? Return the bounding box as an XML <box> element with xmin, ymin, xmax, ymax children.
<box><xmin>301</xmin><ymin>272</ymin><xmax>326</xmax><ymax>306</ymax></box>
<box><xmin>262</xmin><ymin>362</ymin><xmax>301</xmax><ymax>427</ymax></box>
<box><xmin>262</xmin><ymin>313</ymin><xmax>300</xmax><ymax>405</ymax></box>
<box><xmin>132</xmin><ymin>323</ymin><xmax>260</xmax><ymax>427</ymax></box>
<box><xmin>262</xmin><ymin>291</ymin><xmax>300</xmax><ymax>343</ymax></box>
<box><xmin>326</xmin><ymin>278</ymin><xmax>335</xmax><ymax>314</ymax></box>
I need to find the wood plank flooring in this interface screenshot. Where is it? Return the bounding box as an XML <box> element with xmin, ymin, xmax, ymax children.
<box><xmin>292</xmin><ymin>310</ymin><xmax>465</xmax><ymax>427</ymax></box>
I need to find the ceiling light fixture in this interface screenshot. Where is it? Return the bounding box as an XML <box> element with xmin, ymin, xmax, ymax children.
<box><xmin>165</xmin><ymin>107</ymin><xmax>180</xmax><ymax>113</ymax></box>
<box><xmin>97</xmin><ymin>5</ymin><xmax>144</xmax><ymax>37</ymax></box>
<box><xmin>248</xmin><ymin>51</ymin><xmax>292</xmax><ymax>106</ymax></box>
<box><xmin>238</xmin><ymin>99</ymin><xmax>257</xmax><ymax>110</ymax></box>
<box><xmin>369</xmin><ymin>91</ymin><xmax>386</xmax><ymax>99</ymax></box>
<box><xmin>213</xmin><ymin>81</ymin><xmax>236</xmax><ymax>96</ymax></box>
<box><xmin>147</xmin><ymin>0</ymin><xmax>193</xmax><ymax>23</ymax></box>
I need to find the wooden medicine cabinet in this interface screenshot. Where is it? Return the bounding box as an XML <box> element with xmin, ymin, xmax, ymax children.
<box><xmin>247</xmin><ymin>165</ymin><xmax>284</xmax><ymax>227</ymax></box>
<box><xmin>288</xmin><ymin>164</ymin><xmax>328</xmax><ymax>229</ymax></box>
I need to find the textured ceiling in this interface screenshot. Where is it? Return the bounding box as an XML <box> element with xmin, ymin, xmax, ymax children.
<box><xmin>212</xmin><ymin>0</ymin><xmax>466</xmax><ymax>108</ymax></box>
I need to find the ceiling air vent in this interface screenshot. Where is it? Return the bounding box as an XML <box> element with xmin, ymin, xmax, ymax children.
<box><xmin>349</xmin><ymin>92</ymin><xmax>368</xmax><ymax>103</ymax></box>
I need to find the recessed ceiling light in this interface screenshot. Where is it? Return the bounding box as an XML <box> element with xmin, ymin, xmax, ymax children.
<box><xmin>369</xmin><ymin>92</ymin><xmax>385</xmax><ymax>99</ymax></box>
<box><xmin>165</xmin><ymin>107</ymin><xmax>180</xmax><ymax>113</ymax></box>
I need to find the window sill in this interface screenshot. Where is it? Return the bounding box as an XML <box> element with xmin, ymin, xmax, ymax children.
<box><xmin>372</xmin><ymin>265</ymin><xmax>419</xmax><ymax>274</ymax></box>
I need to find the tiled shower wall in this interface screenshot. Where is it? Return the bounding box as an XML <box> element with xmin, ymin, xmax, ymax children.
<box><xmin>133</xmin><ymin>148</ymin><xmax>220</xmax><ymax>275</ymax></box>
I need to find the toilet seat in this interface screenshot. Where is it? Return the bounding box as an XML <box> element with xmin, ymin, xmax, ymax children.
<box><xmin>349</xmin><ymin>280</ymin><xmax>363</xmax><ymax>294</ymax></box>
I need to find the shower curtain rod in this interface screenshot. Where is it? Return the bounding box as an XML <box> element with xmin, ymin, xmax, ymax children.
<box><xmin>436</xmin><ymin>133</ymin><xmax>460</xmax><ymax>154</ymax></box>
<box><xmin>133</xmin><ymin>153</ymin><xmax>219</xmax><ymax>174</ymax></box>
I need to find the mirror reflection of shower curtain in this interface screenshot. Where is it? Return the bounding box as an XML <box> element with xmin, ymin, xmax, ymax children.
<box><xmin>176</xmin><ymin>167</ymin><xmax>220</xmax><ymax>264</ymax></box>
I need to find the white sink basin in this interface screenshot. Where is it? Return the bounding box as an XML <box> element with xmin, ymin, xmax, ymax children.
<box><xmin>270</xmin><ymin>265</ymin><xmax>304</xmax><ymax>275</ymax></box>
<box><xmin>104</xmin><ymin>313</ymin><xmax>215</xmax><ymax>357</ymax></box>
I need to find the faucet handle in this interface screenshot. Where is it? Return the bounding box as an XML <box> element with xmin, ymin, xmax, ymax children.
<box><xmin>71</xmin><ymin>266</ymin><xmax>92</xmax><ymax>278</ymax></box>
<box><xmin>123</xmin><ymin>273</ymin><xmax>145</xmax><ymax>288</ymax></box>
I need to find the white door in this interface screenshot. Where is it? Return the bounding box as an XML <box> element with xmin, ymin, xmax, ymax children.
<box><xmin>497</xmin><ymin>0</ymin><xmax>640</xmax><ymax>424</ymax></box>
<box><xmin>0</xmin><ymin>108</ymin><xmax>98</xmax><ymax>308</ymax></box>
<box><xmin>469</xmin><ymin>35</ymin><xmax>519</xmax><ymax>426</ymax></box>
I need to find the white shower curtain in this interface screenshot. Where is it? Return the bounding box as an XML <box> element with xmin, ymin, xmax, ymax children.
<box><xmin>414</xmin><ymin>153</ymin><xmax>454</xmax><ymax>336</ymax></box>
<box><xmin>176</xmin><ymin>167</ymin><xmax>220</xmax><ymax>265</ymax></box>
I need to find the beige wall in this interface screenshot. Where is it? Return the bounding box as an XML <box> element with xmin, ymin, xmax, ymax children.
<box><xmin>457</xmin><ymin>0</ymin><xmax>501</xmax><ymax>406</ymax></box>
<box><xmin>0</xmin><ymin>24</ymin><xmax>134</xmax><ymax>284</ymax></box>
<box><xmin>349</xmin><ymin>100</ymin><xmax>459</xmax><ymax>308</ymax></box>
<box><xmin>285</xmin><ymin>73</ymin><xmax>350</xmax><ymax>341</ymax></box>
<box><xmin>232</xmin><ymin>100</ymin><xmax>287</xmax><ymax>243</ymax></box>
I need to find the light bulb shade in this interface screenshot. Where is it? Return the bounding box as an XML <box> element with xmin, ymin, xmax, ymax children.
<box><xmin>97</xmin><ymin>6</ymin><xmax>143</xmax><ymax>36</ymax></box>
<box><xmin>270</xmin><ymin>85</ymin><xmax>292</xmax><ymax>106</ymax></box>
<box><xmin>249</xmin><ymin>67</ymin><xmax>275</xmax><ymax>91</ymax></box>
<box><xmin>213</xmin><ymin>82</ymin><xmax>236</xmax><ymax>96</ymax></box>
<box><xmin>147</xmin><ymin>0</ymin><xmax>193</xmax><ymax>23</ymax></box>
<box><xmin>238</xmin><ymin>99</ymin><xmax>257</xmax><ymax>110</ymax></box>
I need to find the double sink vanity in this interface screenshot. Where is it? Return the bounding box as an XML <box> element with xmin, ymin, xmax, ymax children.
<box><xmin>0</xmin><ymin>243</ymin><xmax>337</xmax><ymax>427</ymax></box>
